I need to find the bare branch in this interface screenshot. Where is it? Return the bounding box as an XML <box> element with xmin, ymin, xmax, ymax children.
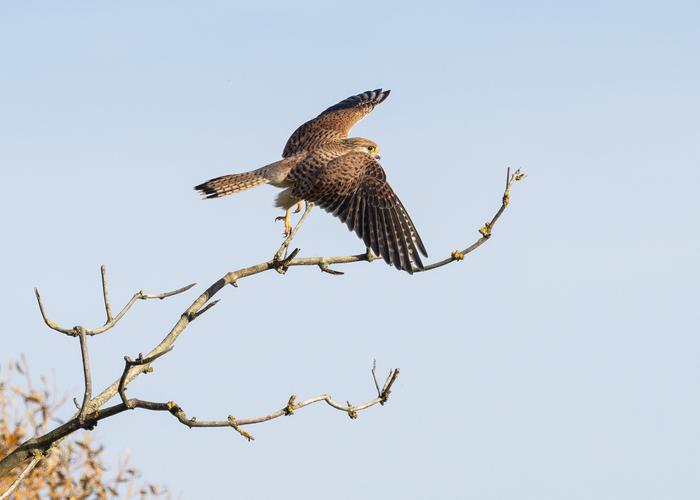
<box><xmin>227</xmin><ymin>416</ymin><xmax>255</xmax><ymax>441</ymax></box>
<box><xmin>118</xmin><ymin>348</ymin><xmax>174</xmax><ymax>409</ymax></box>
<box><xmin>380</xmin><ymin>368</ymin><xmax>400</xmax><ymax>404</ymax></box>
<box><xmin>1</xmin><ymin>169</ymin><xmax>522</xmax><ymax>479</ymax></box>
<box><xmin>100</xmin><ymin>265</ymin><xmax>113</xmax><ymax>322</ymax></box>
<box><xmin>319</xmin><ymin>258</ymin><xmax>345</xmax><ymax>276</ymax></box>
<box><xmin>76</xmin><ymin>328</ymin><xmax>92</xmax><ymax>425</ymax></box>
<box><xmin>91</xmin><ymin>169</ymin><xmax>522</xmax><ymax>413</ymax></box>
<box><xmin>189</xmin><ymin>299</ymin><xmax>220</xmax><ymax>321</ymax></box>
<box><xmin>0</xmin><ymin>454</ymin><xmax>42</xmax><ymax>500</ymax></box>
<box><xmin>34</xmin><ymin>281</ymin><xmax>196</xmax><ymax>338</ymax></box>
<box><xmin>371</xmin><ymin>359</ymin><xmax>381</xmax><ymax>397</ymax></box>
<box><xmin>420</xmin><ymin>167</ymin><xmax>525</xmax><ymax>272</ymax></box>
<box><xmin>141</xmin><ymin>283</ymin><xmax>199</xmax><ymax>300</ymax></box>
<box><xmin>111</xmin><ymin>364</ymin><xmax>400</xmax><ymax>441</ymax></box>
<box><xmin>34</xmin><ymin>288</ymin><xmax>73</xmax><ymax>335</ymax></box>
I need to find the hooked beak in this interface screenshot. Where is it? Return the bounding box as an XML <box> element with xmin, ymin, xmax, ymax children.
<box><xmin>375</xmin><ymin>155</ymin><xmax>381</xmax><ymax>161</ymax></box>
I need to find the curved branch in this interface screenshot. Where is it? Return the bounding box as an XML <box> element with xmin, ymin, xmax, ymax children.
<box><xmin>0</xmin><ymin>169</ymin><xmax>524</xmax><ymax>480</ymax></box>
<box><xmin>93</xmin><ymin>169</ymin><xmax>523</xmax><ymax>411</ymax></box>
<box><xmin>35</xmin><ymin>281</ymin><xmax>196</xmax><ymax>337</ymax></box>
<box><xmin>108</xmin><ymin>366</ymin><xmax>399</xmax><ymax>442</ymax></box>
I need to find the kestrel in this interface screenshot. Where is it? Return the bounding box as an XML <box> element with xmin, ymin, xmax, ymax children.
<box><xmin>195</xmin><ymin>89</ymin><xmax>428</xmax><ymax>272</ymax></box>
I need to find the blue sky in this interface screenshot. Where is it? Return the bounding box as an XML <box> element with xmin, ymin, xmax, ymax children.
<box><xmin>1</xmin><ymin>1</ymin><xmax>699</xmax><ymax>498</ymax></box>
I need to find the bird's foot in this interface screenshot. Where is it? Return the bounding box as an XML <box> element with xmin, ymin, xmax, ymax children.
<box><xmin>293</xmin><ymin>200</ymin><xmax>303</xmax><ymax>214</ymax></box>
<box><xmin>275</xmin><ymin>208</ymin><xmax>293</xmax><ymax>237</ymax></box>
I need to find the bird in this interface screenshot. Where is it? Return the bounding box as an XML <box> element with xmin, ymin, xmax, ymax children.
<box><xmin>195</xmin><ymin>89</ymin><xmax>428</xmax><ymax>273</ymax></box>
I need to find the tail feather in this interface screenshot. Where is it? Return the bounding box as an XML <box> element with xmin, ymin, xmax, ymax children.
<box><xmin>195</xmin><ymin>170</ymin><xmax>269</xmax><ymax>199</ymax></box>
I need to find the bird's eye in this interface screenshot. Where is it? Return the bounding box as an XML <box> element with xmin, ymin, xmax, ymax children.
<box><xmin>368</xmin><ymin>145</ymin><xmax>376</xmax><ymax>152</ymax></box>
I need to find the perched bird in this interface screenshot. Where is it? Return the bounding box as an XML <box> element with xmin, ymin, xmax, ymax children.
<box><xmin>195</xmin><ymin>89</ymin><xmax>428</xmax><ymax>272</ymax></box>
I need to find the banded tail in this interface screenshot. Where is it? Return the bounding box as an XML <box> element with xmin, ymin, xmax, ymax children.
<box><xmin>195</xmin><ymin>167</ymin><xmax>270</xmax><ymax>199</ymax></box>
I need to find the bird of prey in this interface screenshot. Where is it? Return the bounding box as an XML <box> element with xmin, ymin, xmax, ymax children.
<box><xmin>195</xmin><ymin>89</ymin><xmax>428</xmax><ymax>273</ymax></box>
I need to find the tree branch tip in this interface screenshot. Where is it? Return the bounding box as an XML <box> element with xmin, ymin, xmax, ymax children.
<box><xmin>145</xmin><ymin>282</ymin><xmax>196</xmax><ymax>300</ymax></box>
<box><xmin>478</xmin><ymin>222</ymin><xmax>492</xmax><ymax>237</ymax></box>
<box><xmin>371</xmin><ymin>360</ymin><xmax>382</xmax><ymax>397</ymax></box>
<box><xmin>227</xmin><ymin>416</ymin><xmax>255</xmax><ymax>441</ymax></box>
<box><xmin>285</xmin><ymin>395</ymin><xmax>297</xmax><ymax>415</ymax></box>
<box><xmin>190</xmin><ymin>299</ymin><xmax>220</xmax><ymax>320</ymax></box>
<box><xmin>318</xmin><ymin>262</ymin><xmax>344</xmax><ymax>275</ymax></box>
<box><xmin>380</xmin><ymin>368</ymin><xmax>400</xmax><ymax>402</ymax></box>
<box><xmin>512</xmin><ymin>169</ymin><xmax>526</xmax><ymax>182</ymax></box>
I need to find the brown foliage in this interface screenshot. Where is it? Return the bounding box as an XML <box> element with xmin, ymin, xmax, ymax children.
<box><xmin>0</xmin><ymin>357</ymin><xmax>167</xmax><ymax>499</ymax></box>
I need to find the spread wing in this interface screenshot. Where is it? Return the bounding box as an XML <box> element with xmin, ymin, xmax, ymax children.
<box><xmin>300</xmin><ymin>151</ymin><xmax>428</xmax><ymax>273</ymax></box>
<box><xmin>282</xmin><ymin>89</ymin><xmax>390</xmax><ymax>158</ymax></box>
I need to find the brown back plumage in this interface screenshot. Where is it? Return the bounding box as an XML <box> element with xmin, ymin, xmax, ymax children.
<box><xmin>282</xmin><ymin>89</ymin><xmax>390</xmax><ymax>158</ymax></box>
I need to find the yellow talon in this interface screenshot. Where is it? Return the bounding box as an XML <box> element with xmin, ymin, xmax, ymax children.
<box><xmin>285</xmin><ymin>211</ymin><xmax>292</xmax><ymax>236</ymax></box>
<box><xmin>451</xmin><ymin>250</ymin><xmax>464</xmax><ymax>261</ymax></box>
<box><xmin>293</xmin><ymin>200</ymin><xmax>303</xmax><ymax>213</ymax></box>
<box><xmin>275</xmin><ymin>208</ymin><xmax>293</xmax><ymax>237</ymax></box>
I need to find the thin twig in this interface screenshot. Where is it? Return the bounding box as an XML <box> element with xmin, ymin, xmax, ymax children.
<box><xmin>379</xmin><ymin>368</ymin><xmax>400</xmax><ymax>404</ymax></box>
<box><xmin>100</xmin><ymin>265</ymin><xmax>113</xmax><ymax>322</ymax></box>
<box><xmin>318</xmin><ymin>258</ymin><xmax>345</xmax><ymax>276</ymax></box>
<box><xmin>77</xmin><ymin>328</ymin><xmax>92</xmax><ymax>425</ymax></box>
<box><xmin>118</xmin><ymin>348</ymin><xmax>174</xmax><ymax>409</ymax></box>
<box><xmin>420</xmin><ymin>167</ymin><xmax>525</xmax><ymax>272</ymax></box>
<box><xmin>34</xmin><ymin>282</ymin><xmax>196</xmax><ymax>337</ymax></box>
<box><xmin>371</xmin><ymin>359</ymin><xmax>381</xmax><ymax>397</ymax></box>
<box><xmin>105</xmin><ymin>364</ymin><xmax>399</xmax><ymax>441</ymax></box>
<box><xmin>0</xmin><ymin>454</ymin><xmax>42</xmax><ymax>500</ymax></box>
<box><xmin>189</xmin><ymin>299</ymin><xmax>220</xmax><ymax>321</ymax></box>
<box><xmin>142</xmin><ymin>283</ymin><xmax>199</xmax><ymax>300</ymax></box>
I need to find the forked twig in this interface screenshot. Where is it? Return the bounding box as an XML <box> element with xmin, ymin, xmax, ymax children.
<box><xmin>118</xmin><ymin>348</ymin><xmax>174</xmax><ymax>409</ymax></box>
<box><xmin>34</xmin><ymin>277</ymin><xmax>195</xmax><ymax>338</ymax></box>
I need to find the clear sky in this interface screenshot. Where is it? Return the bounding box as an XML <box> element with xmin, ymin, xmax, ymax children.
<box><xmin>1</xmin><ymin>1</ymin><xmax>699</xmax><ymax>498</ymax></box>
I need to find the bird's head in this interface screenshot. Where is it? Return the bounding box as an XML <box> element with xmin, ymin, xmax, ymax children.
<box><xmin>344</xmin><ymin>137</ymin><xmax>381</xmax><ymax>160</ymax></box>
